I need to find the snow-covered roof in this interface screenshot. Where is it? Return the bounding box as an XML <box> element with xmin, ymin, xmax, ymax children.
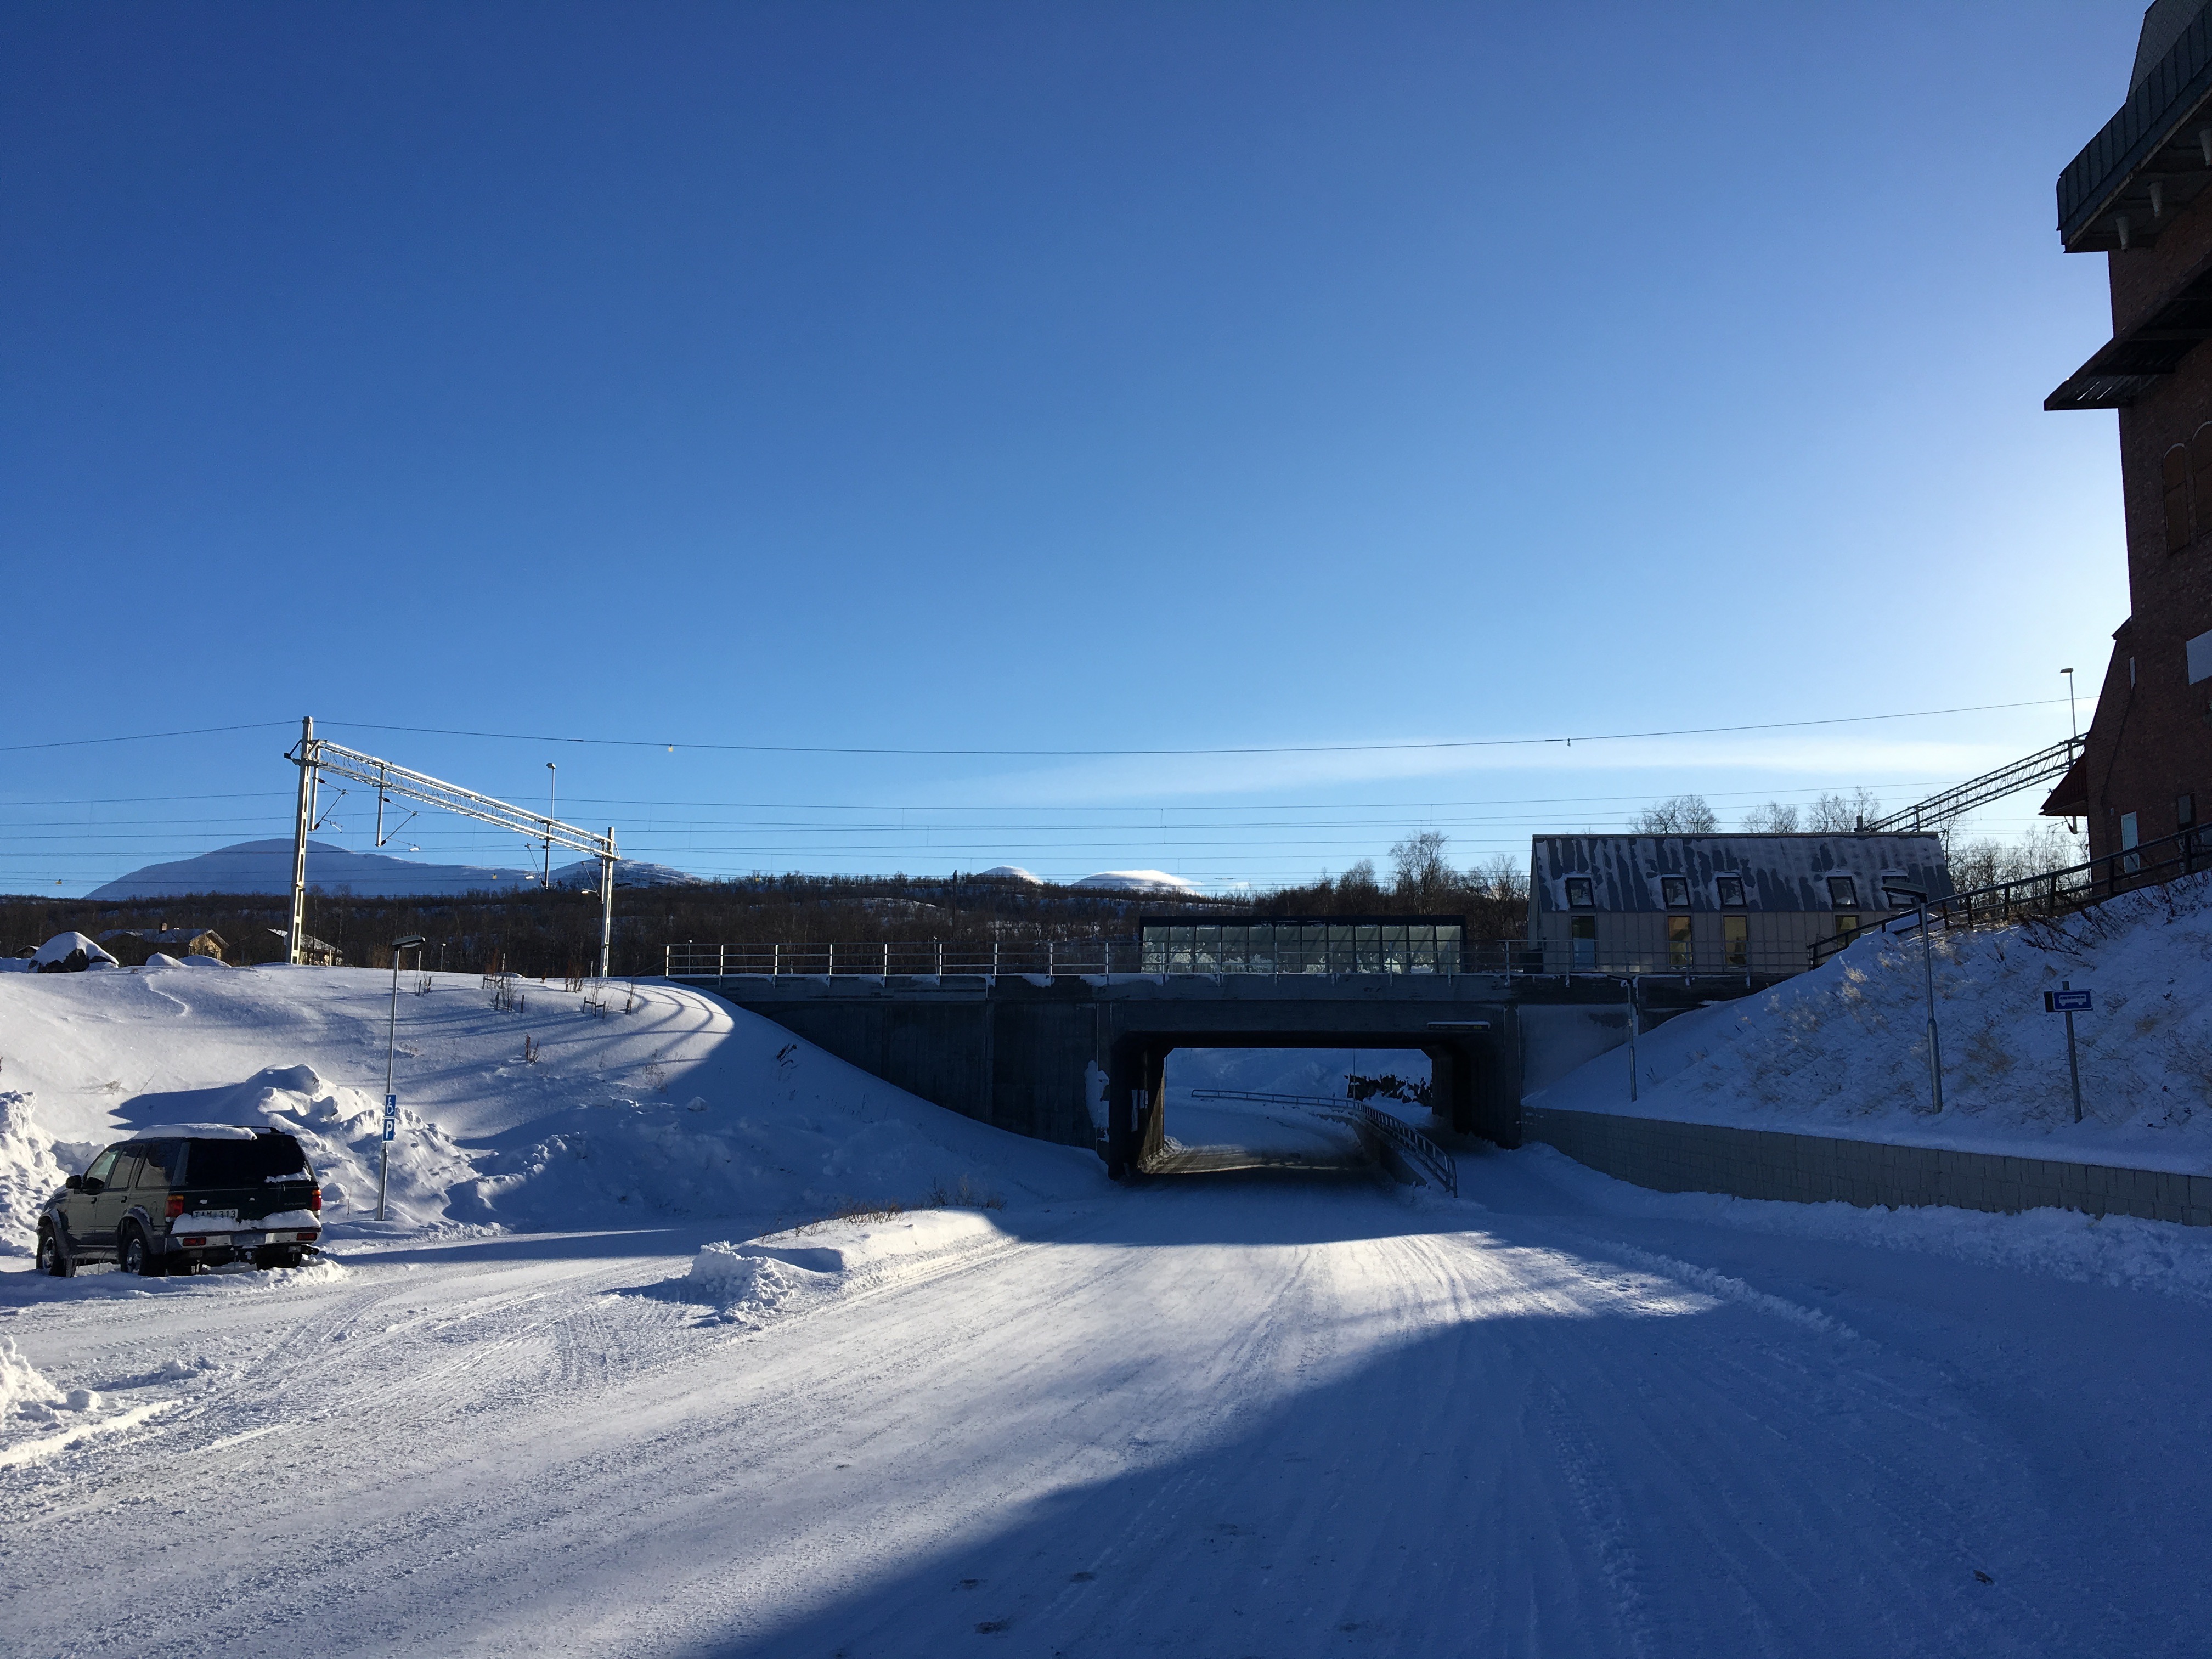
<box><xmin>1528</xmin><ymin>834</ymin><xmax>1952</xmax><ymax>916</ymax></box>
<box><xmin>30</xmin><ymin>932</ymin><xmax>119</xmax><ymax>969</ymax></box>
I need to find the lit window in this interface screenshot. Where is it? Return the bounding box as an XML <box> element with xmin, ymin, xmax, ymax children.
<box><xmin>1723</xmin><ymin>913</ymin><xmax>1748</xmax><ymax>968</ymax></box>
<box><xmin>1826</xmin><ymin>875</ymin><xmax>1859</xmax><ymax>909</ymax></box>
<box><xmin>1835</xmin><ymin>914</ymin><xmax>1860</xmax><ymax>940</ymax></box>
<box><xmin>1660</xmin><ymin>876</ymin><xmax>1690</xmax><ymax>909</ymax></box>
<box><xmin>1667</xmin><ymin>913</ymin><xmax>1692</xmax><ymax>968</ymax></box>
<box><xmin>2167</xmin><ymin>446</ymin><xmax>2192</xmax><ymax>553</ymax></box>
<box><xmin>1716</xmin><ymin>874</ymin><xmax>1745</xmax><ymax>907</ymax></box>
<box><xmin>1565</xmin><ymin>877</ymin><xmax>1594</xmax><ymax>909</ymax></box>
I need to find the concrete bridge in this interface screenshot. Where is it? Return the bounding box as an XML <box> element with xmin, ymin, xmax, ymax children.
<box><xmin>685</xmin><ymin>969</ymin><xmax>1774</xmax><ymax>1176</ymax></box>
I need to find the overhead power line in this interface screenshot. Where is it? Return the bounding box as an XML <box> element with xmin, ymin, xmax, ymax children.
<box><xmin>325</xmin><ymin>696</ymin><xmax>2083</xmax><ymax>759</ymax></box>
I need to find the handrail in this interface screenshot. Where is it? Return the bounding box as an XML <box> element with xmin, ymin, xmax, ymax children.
<box><xmin>1187</xmin><ymin>1087</ymin><xmax>1458</xmax><ymax>1197</ymax></box>
<box><xmin>1808</xmin><ymin>825</ymin><xmax>2210</xmax><ymax>967</ymax></box>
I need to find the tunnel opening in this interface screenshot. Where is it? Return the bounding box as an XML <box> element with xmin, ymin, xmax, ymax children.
<box><xmin>1141</xmin><ymin>1047</ymin><xmax>1433</xmax><ymax>1177</ymax></box>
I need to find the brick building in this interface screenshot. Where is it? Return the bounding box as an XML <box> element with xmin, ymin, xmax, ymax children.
<box><xmin>2042</xmin><ymin>1</ymin><xmax>2212</xmax><ymax>857</ymax></box>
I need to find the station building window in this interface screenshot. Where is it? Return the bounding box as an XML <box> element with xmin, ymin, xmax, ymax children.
<box><xmin>1716</xmin><ymin>874</ymin><xmax>1745</xmax><ymax>907</ymax></box>
<box><xmin>1826</xmin><ymin>875</ymin><xmax>1859</xmax><ymax>909</ymax></box>
<box><xmin>1569</xmin><ymin>913</ymin><xmax>1596</xmax><ymax>969</ymax></box>
<box><xmin>1723</xmin><ymin>914</ymin><xmax>1748</xmax><ymax>968</ymax></box>
<box><xmin>1660</xmin><ymin>876</ymin><xmax>1690</xmax><ymax>909</ymax></box>
<box><xmin>1565</xmin><ymin>876</ymin><xmax>1594</xmax><ymax>909</ymax></box>
<box><xmin>1667</xmin><ymin>913</ymin><xmax>1693</xmax><ymax>968</ymax></box>
<box><xmin>2168</xmin><ymin>445</ymin><xmax>2193</xmax><ymax>553</ymax></box>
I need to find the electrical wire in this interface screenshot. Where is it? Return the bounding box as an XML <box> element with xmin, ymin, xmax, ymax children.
<box><xmin>322</xmin><ymin>697</ymin><xmax>2082</xmax><ymax>758</ymax></box>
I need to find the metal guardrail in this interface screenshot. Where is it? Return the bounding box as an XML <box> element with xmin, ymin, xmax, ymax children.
<box><xmin>1809</xmin><ymin>826</ymin><xmax>2212</xmax><ymax>967</ymax></box>
<box><xmin>1188</xmin><ymin>1088</ymin><xmax>1459</xmax><ymax>1197</ymax></box>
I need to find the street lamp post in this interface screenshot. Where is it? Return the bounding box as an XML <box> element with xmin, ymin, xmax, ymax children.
<box><xmin>1883</xmin><ymin>885</ymin><xmax>1942</xmax><ymax>1114</ymax></box>
<box><xmin>381</xmin><ymin>934</ymin><xmax>428</xmax><ymax>1221</ymax></box>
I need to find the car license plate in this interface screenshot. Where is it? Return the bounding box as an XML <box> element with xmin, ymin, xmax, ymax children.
<box><xmin>204</xmin><ymin>1209</ymin><xmax>238</xmax><ymax>1221</ymax></box>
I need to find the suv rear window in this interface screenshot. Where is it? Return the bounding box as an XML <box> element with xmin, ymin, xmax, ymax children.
<box><xmin>184</xmin><ymin>1137</ymin><xmax>310</xmax><ymax>1186</ymax></box>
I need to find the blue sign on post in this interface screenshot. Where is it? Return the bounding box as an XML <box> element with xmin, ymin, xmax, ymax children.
<box><xmin>2044</xmin><ymin>989</ymin><xmax>2093</xmax><ymax>1013</ymax></box>
<box><xmin>382</xmin><ymin>1093</ymin><xmax>398</xmax><ymax>1143</ymax></box>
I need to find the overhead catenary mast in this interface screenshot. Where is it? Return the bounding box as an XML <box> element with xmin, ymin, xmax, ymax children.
<box><xmin>285</xmin><ymin>719</ymin><xmax>621</xmax><ymax>976</ymax></box>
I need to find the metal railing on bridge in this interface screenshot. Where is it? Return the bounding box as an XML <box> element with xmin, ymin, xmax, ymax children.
<box><xmin>664</xmin><ymin>936</ymin><xmax>1819</xmax><ymax>982</ymax></box>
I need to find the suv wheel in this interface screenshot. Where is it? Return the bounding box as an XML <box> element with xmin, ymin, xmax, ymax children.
<box><xmin>121</xmin><ymin>1228</ymin><xmax>164</xmax><ymax>1278</ymax></box>
<box><xmin>36</xmin><ymin>1227</ymin><xmax>74</xmax><ymax>1278</ymax></box>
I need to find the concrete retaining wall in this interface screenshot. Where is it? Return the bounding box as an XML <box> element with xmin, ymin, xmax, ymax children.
<box><xmin>1521</xmin><ymin>1105</ymin><xmax>2212</xmax><ymax>1227</ymax></box>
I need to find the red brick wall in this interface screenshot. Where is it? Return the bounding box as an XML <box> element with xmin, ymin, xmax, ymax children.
<box><xmin>2079</xmin><ymin>185</ymin><xmax>2212</xmax><ymax>859</ymax></box>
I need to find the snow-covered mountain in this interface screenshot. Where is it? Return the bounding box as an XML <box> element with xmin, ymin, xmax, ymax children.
<box><xmin>87</xmin><ymin>839</ymin><xmax>541</xmax><ymax>899</ymax></box>
<box><xmin>549</xmin><ymin>856</ymin><xmax>699</xmax><ymax>890</ymax></box>
<box><xmin>1074</xmin><ymin>868</ymin><xmax>1200</xmax><ymax>893</ymax></box>
<box><xmin>87</xmin><ymin>840</ymin><xmax>702</xmax><ymax>900</ymax></box>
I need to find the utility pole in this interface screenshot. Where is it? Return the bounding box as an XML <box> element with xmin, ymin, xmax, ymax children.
<box><xmin>599</xmin><ymin>827</ymin><xmax>617</xmax><ymax>980</ymax></box>
<box><xmin>287</xmin><ymin>715</ymin><xmax>315</xmax><ymax>965</ymax></box>
<box><xmin>544</xmin><ymin>763</ymin><xmax>556</xmax><ymax>887</ymax></box>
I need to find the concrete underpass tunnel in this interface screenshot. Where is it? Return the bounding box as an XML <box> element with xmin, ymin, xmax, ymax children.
<box><xmin>1105</xmin><ymin>1030</ymin><xmax>1485</xmax><ymax>1181</ymax></box>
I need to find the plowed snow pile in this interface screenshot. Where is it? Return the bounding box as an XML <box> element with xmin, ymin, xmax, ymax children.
<box><xmin>1532</xmin><ymin>872</ymin><xmax>2212</xmax><ymax>1172</ymax></box>
<box><xmin>0</xmin><ymin>966</ymin><xmax>1101</xmax><ymax>1250</ymax></box>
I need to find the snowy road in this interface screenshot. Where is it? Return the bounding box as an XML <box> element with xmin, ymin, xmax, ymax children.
<box><xmin>5</xmin><ymin>1149</ymin><xmax>2210</xmax><ymax>1658</ymax></box>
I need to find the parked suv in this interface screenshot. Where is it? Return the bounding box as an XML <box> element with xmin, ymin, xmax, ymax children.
<box><xmin>36</xmin><ymin>1128</ymin><xmax>323</xmax><ymax>1277</ymax></box>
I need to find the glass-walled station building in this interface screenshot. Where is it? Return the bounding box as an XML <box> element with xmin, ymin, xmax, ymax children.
<box><xmin>1138</xmin><ymin>915</ymin><xmax>1465</xmax><ymax>975</ymax></box>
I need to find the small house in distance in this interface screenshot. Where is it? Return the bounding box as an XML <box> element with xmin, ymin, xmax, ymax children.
<box><xmin>98</xmin><ymin>927</ymin><xmax>229</xmax><ymax>965</ymax></box>
<box><xmin>263</xmin><ymin>927</ymin><xmax>344</xmax><ymax>967</ymax></box>
<box><xmin>1527</xmin><ymin>834</ymin><xmax>1952</xmax><ymax>978</ymax></box>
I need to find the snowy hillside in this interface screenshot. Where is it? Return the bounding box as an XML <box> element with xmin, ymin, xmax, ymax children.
<box><xmin>1531</xmin><ymin>873</ymin><xmax>2212</xmax><ymax>1173</ymax></box>
<box><xmin>87</xmin><ymin>838</ymin><xmax>538</xmax><ymax>899</ymax></box>
<box><xmin>0</xmin><ymin>964</ymin><xmax>1101</xmax><ymax>1252</ymax></box>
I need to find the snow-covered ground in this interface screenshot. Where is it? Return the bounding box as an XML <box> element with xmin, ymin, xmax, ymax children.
<box><xmin>5</xmin><ymin>960</ymin><xmax>2212</xmax><ymax>1656</ymax></box>
<box><xmin>1531</xmin><ymin>874</ymin><xmax>2212</xmax><ymax>1173</ymax></box>
<box><xmin>0</xmin><ymin>963</ymin><xmax>1098</xmax><ymax>1252</ymax></box>
<box><xmin>5</xmin><ymin>1143</ymin><xmax>2211</xmax><ymax>1655</ymax></box>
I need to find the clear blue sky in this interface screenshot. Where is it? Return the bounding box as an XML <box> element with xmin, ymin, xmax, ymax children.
<box><xmin>1</xmin><ymin>2</ymin><xmax>2148</xmax><ymax>893</ymax></box>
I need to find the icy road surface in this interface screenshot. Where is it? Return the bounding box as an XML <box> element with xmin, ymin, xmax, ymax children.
<box><xmin>5</xmin><ymin>1152</ymin><xmax>2210</xmax><ymax>1658</ymax></box>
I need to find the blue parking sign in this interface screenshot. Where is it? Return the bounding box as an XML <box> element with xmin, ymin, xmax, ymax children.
<box><xmin>383</xmin><ymin>1093</ymin><xmax>398</xmax><ymax>1143</ymax></box>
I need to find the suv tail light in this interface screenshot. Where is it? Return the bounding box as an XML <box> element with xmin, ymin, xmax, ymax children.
<box><xmin>308</xmin><ymin>1187</ymin><xmax>323</xmax><ymax>1213</ymax></box>
<box><xmin>166</xmin><ymin>1195</ymin><xmax>185</xmax><ymax>1218</ymax></box>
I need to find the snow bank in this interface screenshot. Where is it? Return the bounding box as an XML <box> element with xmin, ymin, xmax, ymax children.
<box><xmin>1517</xmin><ymin>1143</ymin><xmax>2212</xmax><ymax>1305</ymax></box>
<box><xmin>0</xmin><ymin>1339</ymin><xmax>63</xmax><ymax>1422</ymax></box>
<box><xmin>0</xmin><ymin>967</ymin><xmax>1103</xmax><ymax>1244</ymax></box>
<box><xmin>686</xmin><ymin>1209</ymin><xmax>1012</xmax><ymax>1323</ymax></box>
<box><xmin>0</xmin><ymin>1093</ymin><xmax>66</xmax><ymax>1255</ymax></box>
<box><xmin>1530</xmin><ymin>873</ymin><xmax>2212</xmax><ymax>1173</ymax></box>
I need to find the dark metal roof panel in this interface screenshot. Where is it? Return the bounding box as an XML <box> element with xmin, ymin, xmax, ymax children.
<box><xmin>2058</xmin><ymin>5</ymin><xmax>2212</xmax><ymax>251</ymax></box>
<box><xmin>1527</xmin><ymin>834</ymin><xmax>1952</xmax><ymax>916</ymax></box>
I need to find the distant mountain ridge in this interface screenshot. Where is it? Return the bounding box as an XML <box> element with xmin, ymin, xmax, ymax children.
<box><xmin>86</xmin><ymin>840</ymin><xmax>698</xmax><ymax>899</ymax></box>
